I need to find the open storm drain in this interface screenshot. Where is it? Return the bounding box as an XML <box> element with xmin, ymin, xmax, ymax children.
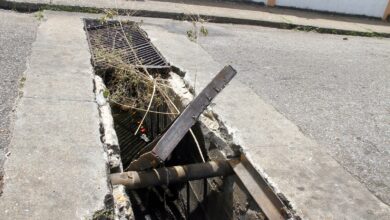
<box><xmin>85</xmin><ymin>19</ymin><xmax>295</xmax><ymax>220</ymax></box>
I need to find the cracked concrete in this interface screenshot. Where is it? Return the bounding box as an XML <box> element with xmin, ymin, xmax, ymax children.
<box><xmin>94</xmin><ymin>75</ymin><xmax>134</xmax><ymax>220</ymax></box>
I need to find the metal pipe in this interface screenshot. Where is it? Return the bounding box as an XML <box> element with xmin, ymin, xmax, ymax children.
<box><xmin>111</xmin><ymin>160</ymin><xmax>235</xmax><ymax>189</ymax></box>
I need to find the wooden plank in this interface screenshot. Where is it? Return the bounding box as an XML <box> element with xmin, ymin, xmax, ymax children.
<box><xmin>127</xmin><ymin>65</ymin><xmax>237</xmax><ymax>171</ymax></box>
<box><xmin>383</xmin><ymin>0</ymin><xmax>390</xmax><ymax>20</ymax></box>
<box><xmin>153</xmin><ymin>65</ymin><xmax>237</xmax><ymax>160</ymax></box>
<box><xmin>267</xmin><ymin>0</ymin><xmax>276</xmax><ymax>7</ymax></box>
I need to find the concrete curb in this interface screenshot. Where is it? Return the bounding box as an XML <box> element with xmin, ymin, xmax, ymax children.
<box><xmin>1</xmin><ymin>0</ymin><xmax>389</xmax><ymax>38</ymax></box>
<box><xmin>94</xmin><ymin>75</ymin><xmax>134</xmax><ymax>220</ymax></box>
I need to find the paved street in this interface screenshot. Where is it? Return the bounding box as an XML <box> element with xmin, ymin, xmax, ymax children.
<box><xmin>198</xmin><ymin>23</ymin><xmax>390</xmax><ymax>205</ymax></box>
<box><xmin>0</xmin><ymin>10</ymin><xmax>38</xmax><ymax>178</ymax></box>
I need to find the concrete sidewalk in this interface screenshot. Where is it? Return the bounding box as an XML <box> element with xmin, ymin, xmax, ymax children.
<box><xmin>1</xmin><ymin>0</ymin><xmax>390</xmax><ymax>37</ymax></box>
<box><xmin>0</xmin><ymin>10</ymin><xmax>38</xmax><ymax>188</ymax></box>
<box><xmin>134</xmin><ymin>15</ymin><xmax>390</xmax><ymax>219</ymax></box>
<box><xmin>0</xmin><ymin>12</ymin><xmax>109</xmax><ymax>219</ymax></box>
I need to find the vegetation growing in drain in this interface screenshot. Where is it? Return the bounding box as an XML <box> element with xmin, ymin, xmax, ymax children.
<box><xmin>94</xmin><ymin>47</ymin><xmax>168</xmax><ymax>110</ymax></box>
<box><xmin>93</xmin><ymin>9</ymin><xmax>180</xmax><ymax>130</ymax></box>
<box><xmin>93</xmin><ymin>10</ymin><xmax>206</xmax><ymax>163</ymax></box>
<box><xmin>99</xmin><ymin>9</ymin><xmax>118</xmax><ymax>24</ymax></box>
<box><xmin>92</xmin><ymin>208</ymin><xmax>115</xmax><ymax>220</ymax></box>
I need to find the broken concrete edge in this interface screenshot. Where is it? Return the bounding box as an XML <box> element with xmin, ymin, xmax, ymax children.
<box><xmin>94</xmin><ymin>75</ymin><xmax>134</xmax><ymax>220</ymax></box>
<box><xmin>167</xmin><ymin>72</ymin><xmax>300</xmax><ymax>219</ymax></box>
<box><xmin>1</xmin><ymin>1</ymin><xmax>389</xmax><ymax>38</ymax></box>
<box><xmin>92</xmin><ymin>72</ymin><xmax>239</xmax><ymax>219</ymax></box>
<box><xmin>89</xmin><ymin>63</ymin><xmax>296</xmax><ymax>218</ymax></box>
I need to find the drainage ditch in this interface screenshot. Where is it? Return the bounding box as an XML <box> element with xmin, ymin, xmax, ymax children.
<box><xmin>85</xmin><ymin>19</ymin><xmax>283</xmax><ymax>220</ymax></box>
<box><xmin>111</xmin><ymin>104</ymin><xmax>210</xmax><ymax>219</ymax></box>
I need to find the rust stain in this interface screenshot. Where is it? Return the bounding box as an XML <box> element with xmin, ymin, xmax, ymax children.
<box><xmin>267</xmin><ymin>0</ymin><xmax>276</xmax><ymax>7</ymax></box>
<box><xmin>383</xmin><ymin>0</ymin><xmax>390</xmax><ymax>20</ymax></box>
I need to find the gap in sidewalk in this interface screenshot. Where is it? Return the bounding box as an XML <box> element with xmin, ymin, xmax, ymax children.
<box><xmin>85</xmin><ymin>18</ymin><xmax>246</xmax><ymax>219</ymax></box>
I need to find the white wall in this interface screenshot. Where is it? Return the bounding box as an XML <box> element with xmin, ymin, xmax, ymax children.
<box><xmin>275</xmin><ymin>0</ymin><xmax>388</xmax><ymax>18</ymax></box>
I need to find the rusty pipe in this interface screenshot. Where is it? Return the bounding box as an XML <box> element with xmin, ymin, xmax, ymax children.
<box><xmin>111</xmin><ymin>160</ymin><xmax>235</xmax><ymax>189</ymax></box>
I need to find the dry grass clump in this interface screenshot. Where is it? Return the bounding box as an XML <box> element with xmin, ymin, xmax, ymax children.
<box><xmin>92</xmin><ymin>16</ymin><xmax>205</xmax><ymax>161</ymax></box>
<box><xmin>94</xmin><ymin>47</ymin><xmax>167</xmax><ymax>111</ymax></box>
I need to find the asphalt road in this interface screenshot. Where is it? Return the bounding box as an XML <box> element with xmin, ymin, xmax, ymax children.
<box><xmin>196</xmin><ymin>23</ymin><xmax>390</xmax><ymax>205</ymax></box>
<box><xmin>0</xmin><ymin>10</ymin><xmax>38</xmax><ymax>178</ymax></box>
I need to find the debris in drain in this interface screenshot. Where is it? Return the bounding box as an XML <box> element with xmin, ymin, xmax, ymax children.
<box><xmin>127</xmin><ymin>65</ymin><xmax>237</xmax><ymax>171</ymax></box>
<box><xmin>113</xmin><ymin>106</ymin><xmax>172</xmax><ymax>168</ymax></box>
<box><xmin>140</xmin><ymin>134</ymin><xmax>150</xmax><ymax>142</ymax></box>
<box><xmin>85</xmin><ymin>19</ymin><xmax>297</xmax><ymax>220</ymax></box>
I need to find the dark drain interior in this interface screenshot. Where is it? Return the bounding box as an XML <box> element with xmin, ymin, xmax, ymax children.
<box><xmin>112</xmin><ymin>102</ymin><xmax>210</xmax><ymax>219</ymax></box>
<box><xmin>114</xmin><ymin>105</ymin><xmax>208</xmax><ymax>219</ymax></box>
<box><xmin>85</xmin><ymin>19</ymin><xmax>220</xmax><ymax>219</ymax></box>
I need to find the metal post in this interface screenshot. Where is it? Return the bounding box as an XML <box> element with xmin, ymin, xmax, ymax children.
<box><xmin>111</xmin><ymin>160</ymin><xmax>235</xmax><ymax>189</ymax></box>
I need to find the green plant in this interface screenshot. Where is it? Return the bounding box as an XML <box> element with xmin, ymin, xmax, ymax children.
<box><xmin>92</xmin><ymin>208</ymin><xmax>114</xmax><ymax>220</ymax></box>
<box><xmin>34</xmin><ymin>11</ymin><xmax>44</xmax><ymax>21</ymax></box>
<box><xmin>19</xmin><ymin>76</ymin><xmax>26</xmax><ymax>88</ymax></box>
<box><xmin>99</xmin><ymin>9</ymin><xmax>118</xmax><ymax>24</ymax></box>
<box><xmin>186</xmin><ymin>15</ymin><xmax>209</xmax><ymax>42</ymax></box>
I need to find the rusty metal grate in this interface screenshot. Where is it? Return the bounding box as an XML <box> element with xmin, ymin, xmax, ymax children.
<box><xmin>112</xmin><ymin>105</ymin><xmax>173</xmax><ymax>168</ymax></box>
<box><xmin>84</xmin><ymin>19</ymin><xmax>170</xmax><ymax>73</ymax></box>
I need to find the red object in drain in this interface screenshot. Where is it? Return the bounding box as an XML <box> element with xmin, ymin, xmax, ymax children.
<box><xmin>140</xmin><ymin>127</ymin><xmax>147</xmax><ymax>133</ymax></box>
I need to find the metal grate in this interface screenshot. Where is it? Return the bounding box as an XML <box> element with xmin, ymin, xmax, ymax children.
<box><xmin>112</xmin><ymin>105</ymin><xmax>173</xmax><ymax>168</ymax></box>
<box><xmin>84</xmin><ymin>19</ymin><xmax>170</xmax><ymax>74</ymax></box>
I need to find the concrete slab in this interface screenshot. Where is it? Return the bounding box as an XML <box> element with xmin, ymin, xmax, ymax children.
<box><xmin>1</xmin><ymin>0</ymin><xmax>390</xmax><ymax>37</ymax></box>
<box><xmin>214</xmin><ymin>82</ymin><xmax>390</xmax><ymax>219</ymax></box>
<box><xmin>137</xmin><ymin>17</ymin><xmax>390</xmax><ymax>219</ymax></box>
<box><xmin>0</xmin><ymin>99</ymin><xmax>107</xmax><ymax>219</ymax></box>
<box><xmin>0</xmin><ymin>11</ymin><xmax>109</xmax><ymax>219</ymax></box>
<box><xmin>0</xmin><ymin>10</ymin><xmax>38</xmax><ymax>187</ymax></box>
<box><xmin>27</xmin><ymin>47</ymin><xmax>93</xmax><ymax>77</ymax></box>
<box><xmin>23</xmin><ymin>73</ymin><xmax>94</xmax><ymax>101</ymax></box>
